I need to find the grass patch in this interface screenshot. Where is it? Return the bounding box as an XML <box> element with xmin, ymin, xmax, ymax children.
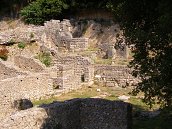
<box><xmin>36</xmin><ymin>52</ymin><xmax>52</xmax><ymax>67</ymax></box>
<box><xmin>18</xmin><ymin>42</ymin><xmax>26</xmax><ymax>49</ymax></box>
<box><xmin>0</xmin><ymin>48</ymin><xmax>8</xmax><ymax>61</ymax></box>
<box><xmin>33</xmin><ymin>96</ymin><xmax>57</xmax><ymax>105</ymax></box>
<box><xmin>32</xmin><ymin>85</ymin><xmax>132</xmax><ymax>105</ymax></box>
<box><xmin>32</xmin><ymin>83</ymin><xmax>170</xmax><ymax>129</ymax></box>
<box><xmin>94</xmin><ymin>58</ymin><xmax>112</xmax><ymax>65</ymax></box>
<box><xmin>112</xmin><ymin>58</ymin><xmax>129</xmax><ymax>65</ymax></box>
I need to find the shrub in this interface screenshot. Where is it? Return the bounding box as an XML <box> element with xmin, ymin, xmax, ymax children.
<box><xmin>0</xmin><ymin>48</ymin><xmax>9</xmax><ymax>61</ymax></box>
<box><xmin>20</xmin><ymin>0</ymin><xmax>68</xmax><ymax>25</ymax></box>
<box><xmin>37</xmin><ymin>52</ymin><xmax>52</xmax><ymax>67</ymax></box>
<box><xmin>18</xmin><ymin>42</ymin><xmax>26</xmax><ymax>49</ymax></box>
<box><xmin>0</xmin><ymin>55</ymin><xmax>8</xmax><ymax>61</ymax></box>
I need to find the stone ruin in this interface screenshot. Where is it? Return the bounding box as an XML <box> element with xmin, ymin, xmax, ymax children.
<box><xmin>52</xmin><ymin>55</ymin><xmax>94</xmax><ymax>91</ymax></box>
<box><xmin>94</xmin><ymin>65</ymin><xmax>138</xmax><ymax>87</ymax></box>
<box><xmin>0</xmin><ymin>54</ymin><xmax>95</xmax><ymax>119</ymax></box>
<box><xmin>100</xmin><ymin>36</ymin><xmax>129</xmax><ymax>59</ymax></box>
<box><xmin>43</xmin><ymin>19</ymin><xmax>89</xmax><ymax>52</ymax></box>
<box><xmin>0</xmin><ymin>98</ymin><xmax>132</xmax><ymax>129</ymax></box>
<box><xmin>0</xmin><ymin>19</ymin><xmax>89</xmax><ymax>53</ymax></box>
<box><xmin>0</xmin><ymin>19</ymin><xmax>138</xmax><ymax>128</ymax></box>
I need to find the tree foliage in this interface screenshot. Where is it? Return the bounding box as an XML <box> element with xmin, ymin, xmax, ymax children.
<box><xmin>20</xmin><ymin>0</ymin><xmax>113</xmax><ymax>24</ymax></box>
<box><xmin>20</xmin><ymin>0</ymin><xmax>68</xmax><ymax>24</ymax></box>
<box><xmin>0</xmin><ymin>0</ymin><xmax>34</xmax><ymax>18</ymax></box>
<box><xmin>109</xmin><ymin>0</ymin><xmax>172</xmax><ymax>108</ymax></box>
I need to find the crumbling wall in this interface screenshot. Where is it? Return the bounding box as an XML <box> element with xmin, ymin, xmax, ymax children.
<box><xmin>0</xmin><ymin>61</ymin><xmax>25</xmax><ymax>80</ymax></box>
<box><xmin>44</xmin><ymin>19</ymin><xmax>89</xmax><ymax>52</ymax></box>
<box><xmin>56</xmin><ymin>64</ymin><xmax>80</xmax><ymax>90</ymax></box>
<box><xmin>69</xmin><ymin>38</ymin><xmax>88</xmax><ymax>52</ymax></box>
<box><xmin>14</xmin><ymin>56</ymin><xmax>45</xmax><ymax>72</ymax></box>
<box><xmin>52</xmin><ymin>56</ymin><xmax>94</xmax><ymax>91</ymax></box>
<box><xmin>55</xmin><ymin>55</ymin><xmax>94</xmax><ymax>83</ymax></box>
<box><xmin>0</xmin><ymin>98</ymin><xmax>132</xmax><ymax>129</ymax></box>
<box><xmin>80</xmin><ymin>99</ymin><xmax>132</xmax><ymax>129</ymax></box>
<box><xmin>94</xmin><ymin>65</ymin><xmax>138</xmax><ymax>87</ymax></box>
<box><xmin>0</xmin><ymin>73</ymin><xmax>53</xmax><ymax>119</ymax></box>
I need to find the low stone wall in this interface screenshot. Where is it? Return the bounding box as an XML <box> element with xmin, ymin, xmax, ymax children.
<box><xmin>14</xmin><ymin>56</ymin><xmax>45</xmax><ymax>72</ymax></box>
<box><xmin>0</xmin><ymin>73</ymin><xmax>53</xmax><ymax>119</ymax></box>
<box><xmin>0</xmin><ymin>98</ymin><xmax>132</xmax><ymax>129</ymax></box>
<box><xmin>94</xmin><ymin>65</ymin><xmax>138</xmax><ymax>87</ymax></box>
<box><xmin>0</xmin><ymin>61</ymin><xmax>25</xmax><ymax>80</ymax></box>
<box><xmin>69</xmin><ymin>38</ymin><xmax>89</xmax><ymax>52</ymax></box>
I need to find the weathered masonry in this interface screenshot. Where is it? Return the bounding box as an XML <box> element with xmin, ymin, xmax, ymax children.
<box><xmin>0</xmin><ymin>98</ymin><xmax>132</xmax><ymax>129</ymax></box>
<box><xmin>94</xmin><ymin>65</ymin><xmax>138</xmax><ymax>87</ymax></box>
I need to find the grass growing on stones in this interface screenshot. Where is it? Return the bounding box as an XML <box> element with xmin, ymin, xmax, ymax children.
<box><xmin>33</xmin><ymin>84</ymin><xmax>136</xmax><ymax>106</ymax></box>
<box><xmin>94</xmin><ymin>58</ymin><xmax>112</xmax><ymax>65</ymax></box>
<box><xmin>36</xmin><ymin>52</ymin><xmax>52</xmax><ymax>67</ymax></box>
<box><xmin>18</xmin><ymin>42</ymin><xmax>26</xmax><ymax>49</ymax></box>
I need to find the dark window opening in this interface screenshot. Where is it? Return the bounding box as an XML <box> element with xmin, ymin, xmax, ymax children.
<box><xmin>81</xmin><ymin>74</ymin><xmax>85</xmax><ymax>82</ymax></box>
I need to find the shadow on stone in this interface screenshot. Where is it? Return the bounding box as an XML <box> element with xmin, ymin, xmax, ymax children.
<box><xmin>12</xmin><ymin>99</ymin><xmax>33</xmax><ymax>110</ymax></box>
<box><xmin>40</xmin><ymin>98</ymin><xmax>132</xmax><ymax>129</ymax></box>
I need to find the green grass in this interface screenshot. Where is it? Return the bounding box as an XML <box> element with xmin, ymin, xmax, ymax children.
<box><xmin>36</xmin><ymin>52</ymin><xmax>52</xmax><ymax>67</ymax></box>
<box><xmin>33</xmin><ymin>96</ymin><xmax>57</xmax><ymax>105</ymax></box>
<box><xmin>94</xmin><ymin>58</ymin><xmax>112</xmax><ymax>65</ymax></box>
<box><xmin>18</xmin><ymin>42</ymin><xmax>26</xmax><ymax>49</ymax></box>
<box><xmin>32</xmin><ymin>84</ymin><xmax>171</xmax><ymax>129</ymax></box>
<box><xmin>32</xmin><ymin>84</ymin><xmax>131</xmax><ymax>105</ymax></box>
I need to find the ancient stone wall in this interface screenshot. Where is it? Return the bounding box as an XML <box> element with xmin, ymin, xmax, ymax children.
<box><xmin>55</xmin><ymin>56</ymin><xmax>94</xmax><ymax>83</ymax></box>
<box><xmin>44</xmin><ymin>19</ymin><xmax>89</xmax><ymax>52</ymax></box>
<box><xmin>0</xmin><ymin>98</ymin><xmax>132</xmax><ymax>129</ymax></box>
<box><xmin>94</xmin><ymin>65</ymin><xmax>138</xmax><ymax>87</ymax></box>
<box><xmin>0</xmin><ymin>61</ymin><xmax>25</xmax><ymax>80</ymax></box>
<box><xmin>56</xmin><ymin>64</ymin><xmax>80</xmax><ymax>90</ymax></box>
<box><xmin>52</xmin><ymin>56</ymin><xmax>94</xmax><ymax>91</ymax></box>
<box><xmin>80</xmin><ymin>99</ymin><xmax>132</xmax><ymax>129</ymax></box>
<box><xmin>0</xmin><ymin>73</ymin><xmax>53</xmax><ymax>119</ymax></box>
<box><xmin>14</xmin><ymin>56</ymin><xmax>45</xmax><ymax>72</ymax></box>
<box><xmin>69</xmin><ymin>38</ymin><xmax>88</xmax><ymax>52</ymax></box>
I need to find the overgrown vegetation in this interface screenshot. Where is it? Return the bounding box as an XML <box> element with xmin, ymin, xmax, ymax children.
<box><xmin>36</xmin><ymin>52</ymin><xmax>52</xmax><ymax>67</ymax></box>
<box><xmin>20</xmin><ymin>0</ymin><xmax>115</xmax><ymax>25</ymax></box>
<box><xmin>18</xmin><ymin>42</ymin><xmax>26</xmax><ymax>49</ymax></box>
<box><xmin>108</xmin><ymin>0</ymin><xmax>172</xmax><ymax>108</ymax></box>
<box><xmin>0</xmin><ymin>48</ymin><xmax>9</xmax><ymax>61</ymax></box>
<box><xmin>93</xmin><ymin>58</ymin><xmax>112</xmax><ymax>65</ymax></box>
<box><xmin>0</xmin><ymin>0</ymin><xmax>33</xmax><ymax>18</ymax></box>
<box><xmin>20</xmin><ymin>0</ymin><xmax>68</xmax><ymax>24</ymax></box>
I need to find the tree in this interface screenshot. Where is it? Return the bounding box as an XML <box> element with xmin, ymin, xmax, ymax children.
<box><xmin>20</xmin><ymin>0</ymin><xmax>68</xmax><ymax>24</ymax></box>
<box><xmin>108</xmin><ymin>0</ymin><xmax>172</xmax><ymax>107</ymax></box>
<box><xmin>0</xmin><ymin>0</ymin><xmax>33</xmax><ymax>18</ymax></box>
